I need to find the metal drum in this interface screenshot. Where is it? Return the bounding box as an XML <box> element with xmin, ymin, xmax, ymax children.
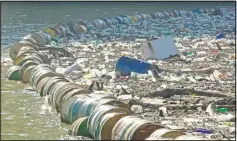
<box><xmin>41</xmin><ymin>76</ymin><xmax>69</xmax><ymax>97</ymax></box>
<box><xmin>60</xmin><ymin>95</ymin><xmax>90</xmax><ymax>124</ymax></box>
<box><xmin>36</xmin><ymin>77</ymin><xmax>52</xmax><ymax>93</ymax></box>
<box><xmin>6</xmin><ymin>66</ymin><xmax>21</xmax><ymax>81</ymax></box>
<box><xmin>78</xmin><ymin>24</ymin><xmax>88</xmax><ymax>33</ymax></box>
<box><xmin>47</xmin><ymin>81</ymin><xmax>71</xmax><ymax>104</ymax></box>
<box><xmin>14</xmin><ymin>48</ymin><xmax>39</xmax><ymax>65</ymax></box>
<box><xmin>68</xmin><ymin>117</ymin><xmax>91</xmax><ymax>137</ymax></box>
<box><xmin>23</xmin><ymin>35</ymin><xmax>38</xmax><ymax>44</ymax></box>
<box><xmin>112</xmin><ymin>116</ymin><xmax>164</xmax><ymax>140</ymax></box>
<box><xmin>43</xmin><ymin>27</ymin><xmax>58</xmax><ymax>39</ymax></box>
<box><xmin>90</xmin><ymin>98</ymin><xmax>130</xmax><ymax>114</ymax></box>
<box><xmin>10</xmin><ymin>41</ymin><xmax>39</xmax><ymax>61</ymax></box>
<box><xmin>52</xmin><ymin>82</ymin><xmax>81</xmax><ymax>109</ymax></box>
<box><xmin>66</xmin><ymin>22</ymin><xmax>79</xmax><ymax>35</ymax></box>
<box><xmin>60</xmin><ymin>88</ymin><xmax>90</xmax><ymax>103</ymax></box>
<box><xmin>78</xmin><ymin>97</ymin><xmax>117</xmax><ymax>120</ymax></box>
<box><xmin>32</xmin><ymin>71</ymin><xmax>59</xmax><ymax>89</ymax></box>
<box><xmin>19</xmin><ymin>60</ymin><xmax>40</xmax><ymax>82</ymax></box>
<box><xmin>22</xmin><ymin>65</ymin><xmax>35</xmax><ymax>83</ymax></box>
<box><xmin>29</xmin><ymin>67</ymin><xmax>53</xmax><ymax>87</ymax></box>
<box><xmin>150</xmin><ymin>13</ymin><xmax>157</xmax><ymax>19</ymax></box>
<box><xmin>19</xmin><ymin>54</ymin><xmax>43</xmax><ymax>66</ymax></box>
<box><xmin>88</xmin><ymin>105</ymin><xmax>131</xmax><ymax>138</ymax></box>
<box><xmin>96</xmin><ymin>112</ymin><xmax>129</xmax><ymax>140</ymax></box>
<box><xmin>31</xmin><ymin>32</ymin><xmax>45</xmax><ymax>45</ymax></box>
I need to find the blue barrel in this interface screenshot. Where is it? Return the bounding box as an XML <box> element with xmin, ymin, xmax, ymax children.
<box><xmin>192</xmin><ymin>8</ymin><xmax>202</xmax><ymax>14</ymax></box>
<box><xmin>116</xmin><ymin>16</ymin><xmax>124</xmax><ymax>24</ymax></box>
<box><xmin>103</xmin><ymin>18</ymin><xmax>112</xmax><ymax>27</ymax></box>
<box><xmin>115</xmin><ymin>56</ymin><xmax>151</xmax><ymax>76</ymax></box>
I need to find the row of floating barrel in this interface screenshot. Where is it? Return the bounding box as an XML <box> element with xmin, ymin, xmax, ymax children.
<box><xmin>6</xmin><ymin>7</ymin><xmax>216</xmax><ymax>141</ymax></box>
<box><xmin>33</xmin><ymin>7</ymin><xmax>216</xmax><ymax>45</ymax></box>
<box><xmin>7</xmin><ymin>35</ymin><xmax>210</xmax><ymax>141</ymax></box>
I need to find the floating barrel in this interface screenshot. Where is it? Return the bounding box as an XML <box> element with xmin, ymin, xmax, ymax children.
<box><xmin>192</xmin><ymin>8</ymin><xmax>202</xmax><ymax>14</ymax></box>
<box><xmin>78</xmin><ymin>25</ymin><xmax>88</xmax><ymax>34</ymax></box>
<box><xmin>115</xmin><ymin>56</ymin><xmax>151</xmax><ymax>76</ymax></box>
<box><xmin>95</xmin><ymin>112</ymin><xmax>129</xmax><ymax>140</ymax></box>
<box><xmin>78</xmin><ymin>20</ymin><xmax>89</xmax><ymax>33</ymax></box>
<box><xmin>102</xmin><ymin>18</ymin><xmax>112</xmax><ymax>27</ymax></box>
<box><xmin>12</xmin><ymin>45</ymin><xmax>38</xmax><ymax>64</ymax></box>
<box><xmin>19</xmin><ymin>54</ymin><xmax>44</xmax><ymax>66</ymax></box>
<box><xmin>92</xmin><ymin>19</ymin><xmax>101</xmax><ymax>29</ymax></box>
<box><xmin>168</xmin><ymin>11</ymin><xmax>174</xmax><ymax>17</ymax></box>
<box><xmin>51</xmin><ymin>82</ymin><xmax>81</xmax><ymax>109</ymax></box>
<box><xmin>84</xmin><ymin>21</ymin><xmax>96</xmax><ymax>31</ymax></box>
<box><xmin>148</xmin><ymin>128</ymin><xmax>186</xmax><ymax>139</ymax></box>
<box><xmin>172</xmin><ymin>10</ymin><xmax>179</xmax><ymax>17</ymax></box>
<box><xmin>150</xmin><ymin>13</ymin><xmax>157</xmax><ymax>19</ymax></box>
<box><xmin>66</xmin><ymin>22</ymin><xmax>78</xmax><ymax>35</ymax></box>
<box><xmin>130</xmin><ymin>15</ymin><xmax>137</xmax><ymax>23</ymax></box>
<box><xmin>162</xmin><ymin>11</ymin><xmax>170</xmax><ymax>18</ymax></box>
<box><xmin>112</xmin><ymin>116</ymin><xmax>164</xmax><ymax>140</ymax></box>
<box><xmin>146</xmin><ymin>14</ymin><xmax>152</xmax><ymax>20</ymax></box>
<box><xmin>36</xmin><ymin>76</ymin><xmax>52</xmax><ymax>93</ymax></box>
<box><xmin>68</xmin><ymin>117</ymin><xmax>91</xmax><ymax>137</ymax></box>
<box><xmin>116</xmin><ymin>16</ymin><xmax>124</xmax><ymax>24</ymax></box>
<box><xmin>23</xmin><ymin>35</ymin><xmax>38</xmax><ymax>44</ymax></box>
<box><xmin>47</xmin><ymin>81</ymin><xmax>72</xmax><ymax>104</ymax></box>
<box><xmin>32</xmin><ymin>70</ymin><xmax>58</xmax><ymax>89</ymax></box>
<box><xmin>88</xmin><ymin>105</ymin><xmax>132</xmax><ymax>138</ymax></box>
<box><xmin>200</xmin><ymin>9</ymin><xmax>205</xmax><ymax>14</ymax></box>
<box><xmin>111</xmin><ymin>18</ymin><xmax>118</xmax><ymax>26</ymax></box>
<box><xmin>60</xmin><ymin>95</ymin><xmax>90</xmax><ymax>123</ymax></box>
<box><xmin>62</xmin><ymin>94</ymin><xmax>117</xmax><ymax>123</ymax></box>
<box><xmin>90</xmin><ymin>98</ymin><xmax>130</xmax><ymax>114</ymax></box>
<box><xmin>14</xmin><ymin>49</ymin><xmax>39</xmax><ymax>65</ymax></box>
<box><xmin>41</xmin><ymin>76</ymin><xmax>69</xmax><ymax>97</ymax></box>
<box><xmin>56</xmin><ymin>26</ymin><xmax>67</xmax><ymax>38</ymax></box>
<box><xmin>43</xmin><ymin>27</ymin><xmax>58</xmax><ymax>39</ymax></box>
<box><xmin>60</xmin><ymin>88</ymin><xmax>91</xmax><ymax>106</ymax></box>
<box><xmin>55</xmin><ymin>86</ymin><xmax>83</xmax><ymax>112</ymax></box>
<box><xmin>10</xmin><ymin>41</ymin><xmax>39</xmax><ymax>61</ymax></box>
<box><xmin>29</xmin><ymin>68</ymin><xmax>52</xmax><ymax>86</ymax></box>
<box><xmin>32</xmin><ymin>32</ymin><xmax>46</xmax><ymax>45</ymax></box>
<box><xmin>22</xmin><ymin>65</ymin><xmax>35</xmax><ymax>83</ymax></box>
<box><xmin>134</xmin><ymin>14</ymin><xmax>143</xmax><ymax>22</ymax></box>
<box><xmin>124</xmin><ymin>15</ymin><xmax>133</xmax><ymax>23</ymax></box>
<box><xmin>19</xmin><ymin>60</ymin><xmax>40</xmax><ymax>82</ymax></box>
<box><xmin>112</xmin><ymin>116</ymin><xmax>141</xmax><ymax>140</ymax></box>
<box><xmin>39</xmin><ymin>31</ymin><xmax>52</xmax><ymax>44</ymax></box>
<box><xmin>77</xmin><ymin>97</ymin><xmax>119</xmax><ymax>120</ymax></box>
<box><xmin>99</xmin><ymin>19</ymin><xmax>108</xmax><ymax>29</ymax></box>
<box><xmin>6</xmin><ymin>66</ymin><xmax>21</xmax><ymax>81</ymax></box>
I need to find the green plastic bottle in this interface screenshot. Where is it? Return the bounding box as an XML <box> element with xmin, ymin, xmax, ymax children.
<box><xmin>187</xmin><ymin>52</ymin><xmax>193</xmax><ymax>57</ymax></box>
<box><xmin>216</xmin><ymin>108</ymin><xmax>227</xmax><ymax>113</ymax></box>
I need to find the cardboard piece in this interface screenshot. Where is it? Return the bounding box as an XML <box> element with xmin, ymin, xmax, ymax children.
<box><xmin>141</xmin><ymin>36</ymin><xmax>178</xmax><ymax>60</ymax></box>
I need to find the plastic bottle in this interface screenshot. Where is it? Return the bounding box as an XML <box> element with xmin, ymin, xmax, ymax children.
<box><xmin>216</xmin><ymin>108</ymin><xmax>227</xmax><ymax>113</ymax></box>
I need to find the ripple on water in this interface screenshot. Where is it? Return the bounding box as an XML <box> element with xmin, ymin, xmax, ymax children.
<box><xmin>19</xmin><ymin>133</ymin><xmax>28</xmax><ymax>137</ymax></box>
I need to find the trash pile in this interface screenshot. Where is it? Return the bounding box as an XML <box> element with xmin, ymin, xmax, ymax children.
<box><xmin>6</xmin><ymin>6</ymin><xmax>235</xmax><ymax>140</ymax></box>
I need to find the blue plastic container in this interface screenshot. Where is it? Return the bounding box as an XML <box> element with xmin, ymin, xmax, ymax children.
<box><xmin>115</xmin><ymin>56</ymin><xmax>151</xmax><ymax>76</ymax></box>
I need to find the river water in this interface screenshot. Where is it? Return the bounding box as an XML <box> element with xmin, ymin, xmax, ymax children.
<box><xmin>1</xmin><ymin>1</ymin><xmax>234</xmax><ymax>140</ymax></box>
